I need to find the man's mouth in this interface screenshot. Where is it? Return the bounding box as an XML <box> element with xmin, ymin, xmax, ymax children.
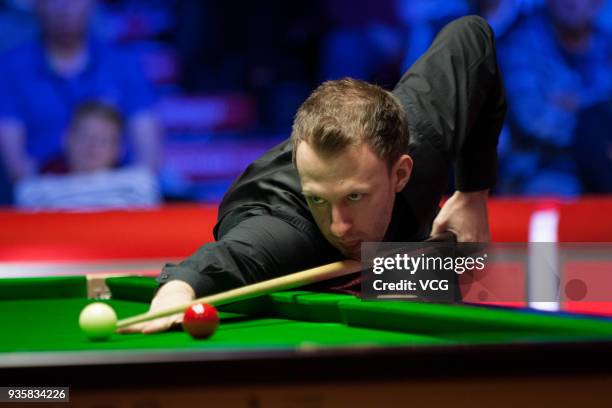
<box><xmin>340</xmin><ymin>241</ymin><xmax>360</xmax><ymax>251</ymax></box>
<box><xmin>341</xmin><ymin>241</ymin><xmax>361</xmax><ymax>260</ymax></box>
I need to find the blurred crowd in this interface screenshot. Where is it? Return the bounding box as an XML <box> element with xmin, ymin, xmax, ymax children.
<box><xmin>0</xmin><ymin>0</ymin><xmax>610</xmax><ymax>209</ymax></box>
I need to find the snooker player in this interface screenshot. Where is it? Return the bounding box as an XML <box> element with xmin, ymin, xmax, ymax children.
<box><xmin>122</xmin><ymin>15</ymin><xmax>506</xmax><ymax>334</ymax></box>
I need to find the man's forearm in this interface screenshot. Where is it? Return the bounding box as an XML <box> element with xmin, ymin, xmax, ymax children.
<box><xmin>0</xmin><ymin>120</ymin><xmax>36</xmax><ymax>181</ymax></box>
<box><xmin>158</xmin><ymin>214</ymin><xmax>340</xmax><ymax>298</ymax></box>
<box><xmin>454</xmin><ymin>189</ymin><xmax>489</xmax><ymax>201</ymax></box>
<box><xmin>392</xmin><ymin>16</ymin><xmax>505</xmax><ymax>226</ymax></box>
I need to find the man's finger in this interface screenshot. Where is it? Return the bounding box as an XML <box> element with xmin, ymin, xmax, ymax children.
<box><xmin>425</xmin><ymin>230</ymin><xmax>457</xmax><ymax>242</ymax></box>
<box><xmin>116</xmin><ymin>322</ymin><xmax>146</xmax><ymax>334</ymax></box>
<box><xmin>430</xmin><ymin>217</ymin><xmax>447</xmax><ymax>235</ymax></box>
<box><xmin>116</xmin><ymin>313</ymin><xmax>182</xmax><ymax>334</ymax></box>
<box><xmin>141</xmin><ymin>314</ymin><xmax>183</xmax><ymax>334</ymax></box>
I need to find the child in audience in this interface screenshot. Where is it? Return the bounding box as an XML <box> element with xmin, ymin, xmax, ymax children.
<box><xmin>16</xmin><ymin>102</ymin><xmax>160</xmax><ymax>210</ymax></box>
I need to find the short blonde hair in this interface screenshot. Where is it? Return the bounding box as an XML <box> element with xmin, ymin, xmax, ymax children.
<box><xmin>291</xmin><ymin>78</ymin><xmax>409</xmax><ymax>168</ymax></box>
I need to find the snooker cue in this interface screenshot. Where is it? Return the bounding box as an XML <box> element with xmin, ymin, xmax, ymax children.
<box><xmin>116</xmin><ymin>231</ymin><xmax>457</xmax><ymax>329</ymax></box>
<box><xmin>116</xmin><ymin>259</ymin><xmax>362</xmax><ymax>329</ymax></box>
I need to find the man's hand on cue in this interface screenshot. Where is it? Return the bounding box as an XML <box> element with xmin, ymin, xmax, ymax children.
<box><xmin>118</xmin><ymin>280</ymin><xmax>195</xmax><ymax>334</ymax></box>
<box><xmin>431</xmin><ymin>190</ymin><xmax>490</xmax><ymax>242</ymax></box>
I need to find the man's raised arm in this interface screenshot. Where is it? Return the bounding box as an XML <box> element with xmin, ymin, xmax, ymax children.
<box><xmin>393</xmin><ymin>16</ymin><xmax>506</xmax><ymax>241</ymax></box>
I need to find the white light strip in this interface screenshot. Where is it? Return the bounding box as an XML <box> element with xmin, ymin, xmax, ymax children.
<box><xmin>528</xmin><ymin>207</ymin><xmax>560</xmax><ymax>312</ymax></box>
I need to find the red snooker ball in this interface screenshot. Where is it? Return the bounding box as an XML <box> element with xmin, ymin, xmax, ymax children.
<box><xmin>182</xmin><ymin>303</ymin><xmax>219</xmax><ymax>339</ymax></box>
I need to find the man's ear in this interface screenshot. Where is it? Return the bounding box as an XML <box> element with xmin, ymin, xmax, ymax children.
<box><xmin>392</xmin><ymin>154</ymin><xmax>413</xmax><ymax>192</ymax></box>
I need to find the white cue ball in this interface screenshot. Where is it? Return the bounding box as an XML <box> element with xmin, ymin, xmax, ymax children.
<box><xmin>79</xmin><ymin>302</ymin><xmax>118</xmax><ymax>341</ymax></box>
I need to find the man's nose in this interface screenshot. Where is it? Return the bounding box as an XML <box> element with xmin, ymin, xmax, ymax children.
<box><xmin>329</xmin><ymin>205</ymin><xmax>352</xmax><ymax>238</ymax></box>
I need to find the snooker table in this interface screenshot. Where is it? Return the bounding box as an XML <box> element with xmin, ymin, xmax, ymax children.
<box><xmin>3</xmin><ymin>276</ymin><xmax>612</xmax><ymax>406</ymax></box>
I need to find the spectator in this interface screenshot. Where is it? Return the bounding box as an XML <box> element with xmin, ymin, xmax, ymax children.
<box><xmin>0</xmin><ymin>0</ymin><xmax>37</xmax><ymax>53</ymax></box>
<box><xmin>0</xmin><ymin>0</ymin><xmax>161</xmax><ymax>190</ymax></box>
<box><xmin>15</xmin><ymin>101</ymin><xmax>160</xmax><ymax>210</ymax></box>
<box><xmin>472</xmin><ymin>0</ymin><xmax>544</xmax><ymax>36</ymax></box>
<box><xmin>174</xmin><ymin>0</ymin><xmax>324</xmax><ymax>132</ymax></box>
<box><xmin>397</xmin><ymin>0</ymin><xmax>471</xmax><ymax>70</ymax></box>
<box><xmin>41</xmin><ymin>101</ymin><xmax>124</xmax><ymax>174</ymax></box>
<box><xmin>573</xmin><ymin>101</ymin><xmax>612</xmax><ymax>193</ymax></box>
<box><xmin>497</xmin><ymin>0</ymin><xmax>612</xmax><ymax>195</ymax></box>
<box><xmin>320</xmin><ymin>0</ymin><xmax>405</xmax><ymax>86</ymax></box>
<box><xmin>398</xmin><ymin>0</ymin><xmax>534</xmax><ymax>71</ymax></box>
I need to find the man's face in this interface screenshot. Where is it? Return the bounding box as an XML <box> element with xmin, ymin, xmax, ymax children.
<box><xmin>37</xmin><ymin>0</ymin><xmax>95</xmax><ymax>40</ymax></box>
<box><xmin>296</xmin><ymin>141</ymin><xmax>412</xmax><ymax>260</ymax></box>
<box><xmin>548</xmin><ymin>0</ymin><xmax>603</xmax><ymax>30</ymax></box>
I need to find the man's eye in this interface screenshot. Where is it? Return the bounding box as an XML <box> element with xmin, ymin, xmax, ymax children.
<box><xmin>309</xmin><ymin>196</ymin><xmax>326</xmax><ymax>205</ymax></box>
<box><xmin>347</xmin><ymin>193</ymin><xmax>363</xmax><ymax>202</ymax></box>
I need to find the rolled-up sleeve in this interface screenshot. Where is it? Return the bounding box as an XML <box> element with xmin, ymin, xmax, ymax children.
<box><xmin>393</xmin><ymin>15</ymin><xmax>506</xmax><ymax>193</ymax></box>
